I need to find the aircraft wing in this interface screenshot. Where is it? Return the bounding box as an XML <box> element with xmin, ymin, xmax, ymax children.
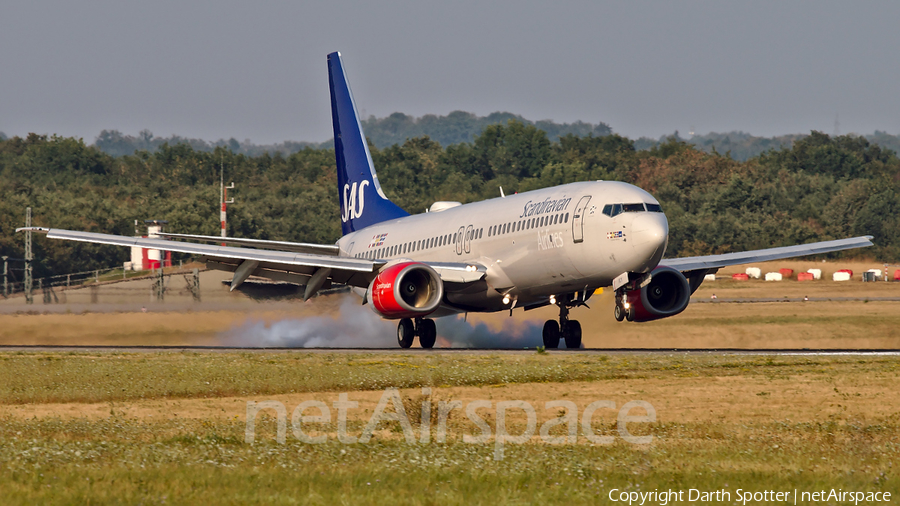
<box><xmin>661</xmin><ymin>236</ymin><xmax>874</xmax><ymax>273</ymax></box>
<box><xmin>156</xmin><ymin>232</ymin><xmax>341</xmax><ymax>256</ymax></box>
<box><xmin>17</xmin><ymin>227</ymin><xmax>485</xmax><ymax>295</ymax></box>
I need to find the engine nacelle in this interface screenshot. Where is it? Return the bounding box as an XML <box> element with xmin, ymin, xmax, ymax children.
<box><xmin>624</xmin><ymin>266</ymin><xmax>691</xmax><ymax>322</ymax></box>
<box><xmin>368</xmin><ymin>262</ymin><xmax>444</xmax><ymax>319</ymax></box>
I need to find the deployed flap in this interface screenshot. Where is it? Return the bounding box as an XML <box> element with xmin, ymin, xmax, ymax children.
<box><xmin>662</xmin><ymin>236</ymin><xmax>874</xmax><ymax>272</ymax></box>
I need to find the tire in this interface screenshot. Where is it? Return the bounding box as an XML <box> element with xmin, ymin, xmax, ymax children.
<box><xmin>418</xmin><ymin>319</ymin><xmax>437</xmax><ymax>349</ymax></box>
<box><xmin>397</xmin><ymin>319</ymin><xmax>415</xmax><ymax>348</ymax></box>
<box><xmin>542</xmin><ymin>320</ymin><xmax>560</xmax><ymax>348</ymax></box>
<box><xmin>564</xmin><ymin>320</ymin><xmax>582</xmax><ymax>349</ymax></box>
<box><xmin>614</xmin><ymin>304</ymin><xmax>625</xmax><ymax>322</ymax></box>
<box><xmin>625</xmin><ymin>306</ymin><xmax>635</xmax><ymax>322</ymax></box>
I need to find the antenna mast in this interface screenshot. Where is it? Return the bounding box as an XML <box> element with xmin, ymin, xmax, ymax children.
<box><xmin>24</xmin><ymin>207</ymin><xmax>33</xmax><ymax>305</ymax></box>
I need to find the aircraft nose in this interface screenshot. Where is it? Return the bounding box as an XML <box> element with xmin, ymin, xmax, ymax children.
<box><xmin>631</xmin><ymin>212</ymin><xmax>669</xmax><ymax>260</ymax></box>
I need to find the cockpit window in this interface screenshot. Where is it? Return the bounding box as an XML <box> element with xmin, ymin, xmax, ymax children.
<box><xmin>603</xmin><ymin>202</ymin><xmax>662</xmax><ymax>216</ymax></box>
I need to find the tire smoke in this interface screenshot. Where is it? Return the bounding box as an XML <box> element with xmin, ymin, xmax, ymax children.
<box><xmin>435</xmin><ymin>315</ymin><xmax>546</xmax><ymax>348</ymax></box>
<box><xmin>219</xmin><ymin>294</ymin><xmax>552</xmax><ymax>348</ymax></box>
<box><xmin>219</xmin><ymin>296</ymin><xmax>397</xmax><ymax>348</ymax></box>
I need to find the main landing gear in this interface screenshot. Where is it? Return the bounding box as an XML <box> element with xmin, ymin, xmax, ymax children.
<box><xmin>542</xmin><ymin>301</ymin><xmax>583</xmax><ymax>349</ymax></box>
<box><xmin>397</xmin><ymin>318</ymin><xmax>437</xmax><ymax>349</ymax></box>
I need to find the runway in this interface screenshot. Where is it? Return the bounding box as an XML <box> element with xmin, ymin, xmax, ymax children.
<box><xmin>1</xmin><ymin>345</ymin><xmax>899</xmax><ymax>355</ymax></box>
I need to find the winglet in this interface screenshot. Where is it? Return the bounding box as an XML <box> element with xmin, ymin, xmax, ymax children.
<box><xmin>16</xmin><ymin>227</ymin><xmax>49</xmax><ymax>233</ymax></box>
<box><xmin>327</xmin><ymin>52</ymin><xmax>408</xmax><ymax>236</ymax></box>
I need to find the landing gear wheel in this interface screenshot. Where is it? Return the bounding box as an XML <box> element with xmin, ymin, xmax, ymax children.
<box><xmin>418</xmin><ymin>319</ymin><xmax>437</xmax><ymax>349</ymax></box>
<box><xmin>563</xmin><ymin>320</ymin><xmax>582</xmax><ymax>349</ymax></box>
<box><xmin>625</xmin><ymin>306</ymin><xmax>635</xmax><ymax>322</ymax></box>
<box><xmin>397</xmin><ymin>319</ymin><xmax>415</xmax><ymax>348</ymax></box>
<box><xmin>614</xmin><ymin>304</ymin><xmax>625</xmax><ymax>322</ymax></box>
<box><xmin>542</xmin><ymin>320</ymin><xmax>560</xmax><ymax>349</ymax></box>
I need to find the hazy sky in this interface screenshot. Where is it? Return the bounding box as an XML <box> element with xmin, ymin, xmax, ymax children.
<box><xmin>2</xmin><ymin>1</ymin><xmax>899</xmax><ymax>144</ymax></box>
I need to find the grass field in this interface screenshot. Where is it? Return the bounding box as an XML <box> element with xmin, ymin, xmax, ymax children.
<box><xmin>1</xmin><ymin>352</ymin><xmax>898</xmax><ymax>504</ymax></box>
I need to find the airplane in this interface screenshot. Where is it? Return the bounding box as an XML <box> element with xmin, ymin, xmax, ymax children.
<box><xmin>19</xmin><ymin>52</ymin><xmax>874</xmax><ymax>349</ymax></box>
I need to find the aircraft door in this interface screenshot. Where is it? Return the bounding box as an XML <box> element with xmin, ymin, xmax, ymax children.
<box><xmin>572</xmin><ymin>196</ymin><xmax>591</xmax><ymax>243</ymax></box>
<box><xmin>456</xmin><ymin>227</ymin><xmax>465</xmax><ymax>255</ymax></box>
<box><xmin>464</xmin><ymin>225</ymin><xmax>474</xmax><ymax>254</ymax></box>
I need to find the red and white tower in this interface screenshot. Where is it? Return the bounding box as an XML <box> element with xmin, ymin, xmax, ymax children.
<box><xmin>220</xmin><ymin>162</ymin><xmax>235</xmax><ymax>245</ymax></box>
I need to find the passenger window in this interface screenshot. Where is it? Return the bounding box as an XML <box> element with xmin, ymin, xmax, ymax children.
<box><xmin>565</xmin><ymin>213</ymin><xmax>569</xmax><ymax>222</ymax></box>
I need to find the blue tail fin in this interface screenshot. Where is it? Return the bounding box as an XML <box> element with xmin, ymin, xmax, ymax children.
<box><xmin>327</xmin><ymin>52</ymin><xmax>409</xmax><ymax>235</ymax></box>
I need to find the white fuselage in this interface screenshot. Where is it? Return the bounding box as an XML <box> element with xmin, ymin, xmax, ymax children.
<box><xmin>338</xmin><ymin>181</ymin><xmax>668</xmax><ymax>314</ymax></box>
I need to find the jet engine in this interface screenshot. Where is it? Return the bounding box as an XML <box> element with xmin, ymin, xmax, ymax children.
<box><xmin>624</xmin><ymin>266</ymin><xmax>690</xmax><ymax>322</ymax></box>
<box><xmin>368</xmin><ymin>262</ymin><xmax>444</xmax><ymax>319</ymax></box>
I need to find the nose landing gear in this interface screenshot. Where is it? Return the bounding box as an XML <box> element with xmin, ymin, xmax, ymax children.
<box><xmin>542</xmin><ymin>297</ymin><xmax>583</xmax><ymax>349</ymax></box>
<box><xmin>397</xmin><ymin>318</ymin><xmax>437</xmax><ymax>349</ymax></box>
<box><xmin>614</xmin><ymin>291</ymin><xmax>634</xmax><ymax>322</ymax></box>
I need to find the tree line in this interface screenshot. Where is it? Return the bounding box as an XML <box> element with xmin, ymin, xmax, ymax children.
<box><xmin>638</xmin><ymin>130</ymin><xmax>900</xmax><ymax>162</ymax></box>
<box><xmin>91</xmin><ymin>111</ymin><xmax>612</xmax><ymax>157</ymax></box>
<box><xmin>1</xmin><ymin>124</ymin><xmax>898</xmax><ymax>278</ymax></box>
